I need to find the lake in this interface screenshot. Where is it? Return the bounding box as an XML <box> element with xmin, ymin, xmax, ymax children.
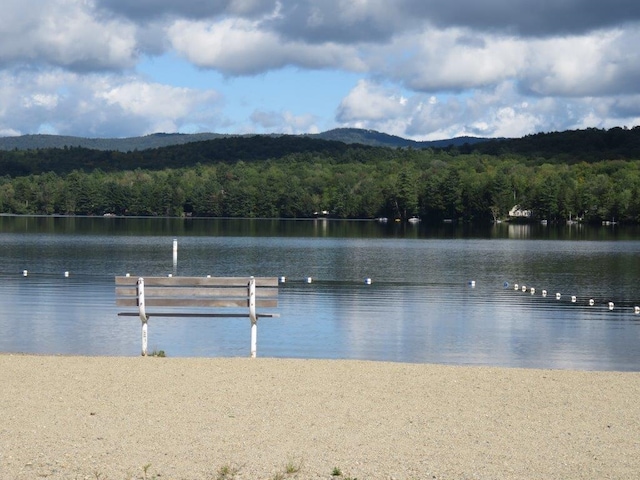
<box><xmin>1</xmin><ymin>215</ymin><xmax>639</xmax><ymax>371</ymax></box>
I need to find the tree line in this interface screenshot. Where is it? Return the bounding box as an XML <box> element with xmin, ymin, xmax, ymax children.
<box><xmin>2</xmin><ymin>147</ymin><xmax>640</xmax><ymax>224</ymax></box>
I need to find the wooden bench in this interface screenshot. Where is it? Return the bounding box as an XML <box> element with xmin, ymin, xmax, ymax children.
<box><xmin>115</xmin><ymin>276</ymin><xmax>279</xmax><ymax>357</ymax></box>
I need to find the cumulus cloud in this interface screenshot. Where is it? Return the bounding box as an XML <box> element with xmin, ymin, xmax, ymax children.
<box><xmin>0</xmin><ymin>69</ymin><xmax>223</xmax><ymax>137</ymax></box>
<box><xmin>99</xmin><ymin>81</ymin><xmax>211</xmax><ymax>118</ymax></box>
<box><xmin>167</xmin><ymin>17</ymin><xmax>365</xmax><ymax>75</ymax></box>
<box><xmin>0</xmin><ymin>0</ymin><xmax>138</xmax><ymax>71</ymax></box>
<box><xmin>337</xmin><ymin>79</ymin><xmax>640</xmax><ymax>141</ymax></box>
<box><xmin>264</xmin><ymin>0</ymin><xmax>406</xmax><ymax>44</ymax></box>
<box><xmin>93</xmin><ymin>0</ymin><xmax>640</xmax><ymax>40</ymax></box>
<box><xmin>337</xmin><ymin>80</ymin><xmax>408</xmax><ymax>122</ymax></box>
<box><xmin>520</xmin><ymin>29</ymin><xmax>640</xmax><ymax>97</ymax></box>
<box><xmin>250</xmin><ymin>0</ymin><xmax>640</xmax><ymax>44</ymax></box>
<box><xmin>370</xmin><ymin>28</ymin><xmax>525</xmax><ymax>93</ymax></box>
<box><xmin>1</xmin><ymin>0</ymin><xmax>640</xmax><ymax>138</ymax></box>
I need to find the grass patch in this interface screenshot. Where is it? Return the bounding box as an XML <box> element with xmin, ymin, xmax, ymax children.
<box><xmin>216</xmin><ymin>463</ymin><xmax>241</xmax><ymax>480</ymax></box>
<box><xmin>89</xmin><ymin>460</ymin><xmax>368</xmax><ymax>479</ymax></box>
<box><xmin>269</xmin><ymin>457</ymin><xmax>303</xmax><ymax>480</ymax></box>
<box><xmin>284</xmin><ymin>458</ymin><xmax>303</xmax><ymax>474</ymax></box>
<box><xmin>331</xmin><ymin>466</ymin><xmax>357</xmax><ymax>480</ymax></box>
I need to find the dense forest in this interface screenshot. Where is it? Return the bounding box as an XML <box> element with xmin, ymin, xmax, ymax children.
<box><xmin>1</xmin><ymin>126</ymin><xmax>640</xmax><ymax>224</ymax></box>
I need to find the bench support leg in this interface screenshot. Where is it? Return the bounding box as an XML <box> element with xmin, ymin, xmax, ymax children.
<box><xmin>250</xmin><ymin>322</ymin><xmax>257</xmax><ymax>358</ymax></box>
<box><xmin>248</xmin><ymin>276</ymin><xmax>257</xmax><ymax>358</ymax></box>
<box><xmin>141</xmin><ymin>321</ymin><xmax>148</xmax><ymax>356</ymax></box>
<box><xmin>137</xmin><ymin>277</ymin><xmax>149</xmax><ymax>356</ymax></box>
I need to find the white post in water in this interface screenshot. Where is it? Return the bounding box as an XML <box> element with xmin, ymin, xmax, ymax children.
<box><xmin>248</xmin><ymin>276</ymin><xmax>257</xmax><ymax>358</ymax></box>
<box><xmin>172</xmin><ymin>239</ymin><xmax>178</xmax><ymax>274</ymax></box>
<box><xmin>137</xmin><ymin>277</ymin><xmax>148</xmax><ymax>356</ymax></box>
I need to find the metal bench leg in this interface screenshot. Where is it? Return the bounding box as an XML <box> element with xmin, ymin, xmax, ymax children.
<box><xmin>250</xmin><ymin>321</ymin><xmax>257</xmax><ymax>358</ymax></box>
<box><xmin>141</xmin><ymin>320</ymin><xmax>148</xmax><ymax>357</ymax></box>
<box><xmin>249</xmin><ymin>276</ymin><xmax>257</xmax><ymax>358</ymax></box>
<box><xmin>137</xmin><ymin>277</ymin><xmax>149</xmax><ymax>356</ymax></box>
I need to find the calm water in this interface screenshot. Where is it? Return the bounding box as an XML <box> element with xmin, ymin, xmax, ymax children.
<box><xmin>1</xmin><ymin>216</ymin><xmax>640</xmax><ymax>371</ymax></box>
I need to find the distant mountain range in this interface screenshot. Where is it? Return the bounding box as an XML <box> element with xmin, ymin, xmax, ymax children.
<box><xmin>1</xmin><ymin>126</ymin><xmax>640</xmax><ymax>179</ymax></box>
<box><xmin>0</xmin><ymin>128</ymin><xmax>491</xmax><ymax>152</ymax></box>
<box><xmin>311</xmin><ymin>128</ymin><xmax>491</xmax><ymax>149</ymax></box>
<box><xmin>3</xmin><ymin>126</ymin><xmax>639</xmax><ymax>163</ymax></box>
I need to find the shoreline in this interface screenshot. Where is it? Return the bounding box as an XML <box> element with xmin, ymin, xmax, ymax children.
<box><xmin>2</xmin><ymin>354</ymin><xmax>640</xmax><ymax>479</ymax></box>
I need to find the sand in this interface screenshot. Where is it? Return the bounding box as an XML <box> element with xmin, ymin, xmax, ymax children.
<box><xmin>1</xmin><ymin>355</ymin><xmax>639</xmax><ymax>480</ymax></box>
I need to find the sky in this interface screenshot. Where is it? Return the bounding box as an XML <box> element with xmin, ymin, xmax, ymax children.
<box><xmin>1</xmin><ymin>1</ymin><xmax>640</xmax><ymax>141</ymax></box>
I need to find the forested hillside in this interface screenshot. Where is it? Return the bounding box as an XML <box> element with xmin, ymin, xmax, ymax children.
<box><xmin>469</xmin><ymin>126</ymin><xmax>640</xmax><ymax>161</ymax></box>
<box><xmin>0</xmin><ymin>128</ymin><xmax>490</xmax><ymax>152</ymax></box>
<box><xmin>0</xmin><ymin>132</ymin><xmax>227</xmax><ymax>152</ymax></box>
<box><xmin>0</xmin><ymin>135</ymin><xmax>360</xmax><ymax>176</ymax></box>
<box><xmin>1</xmin><ymin>127</ymin><xmax>639</xmax><ymax>224</ymax></box>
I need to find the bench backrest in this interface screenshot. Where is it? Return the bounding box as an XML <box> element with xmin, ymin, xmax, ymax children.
<box><xmin>115</xmin><ymin>276</ymin><xmax>279</xmax><ymax>309</ymax></box>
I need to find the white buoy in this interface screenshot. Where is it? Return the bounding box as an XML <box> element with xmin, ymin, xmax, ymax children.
<box><xmin>608</xmin><ymin>302</ymin><xmax>614</xmax><ymax>311</ymax></box>
<box><xmin>530</xmin><ymin>287</ymin><xmax>535</xmax><ymax>295</ymax></box>
<box><xmin>64</xmin><ymin>271</ymin><xmax>69</xmax><ymax>278</ymax></box>
<box><xmin>23</xmin><ymin>270</ymin><xmax>28</xmax><ymax>277</ymax></box>
<box><xmin>125</xmin><ymin>273</ymin><xmax>131</xmax><ymax>277</ymax></box>
<box><xmin>206</xmin><ymin>275</ymin><xmax>211</xmax><ymax>278</ymax></box>
<box><xmin>588</xmin><ymin>299</ymin><xmax>595</xmax><ymax>306</ymax></box>
<box><xmin>542</xmin><ymin>290</ymin><xmax>547</xmax><ymax>297</ymax></box>
<box><xmin>279</xmin><ymin>276</ymin><xmax>286</xmax><ymax>284</ymax></box>
<box><xmin>365</xmin><ymin>278</ymin><xmax>372</xmax><ymax>285</ymax></box>
<box><xmin>571</xmin><ymin>295</ymin><xmax>577</xmax><ymax>303</ymax></box>
<box><xmin>306</xmin><ymin>277</ymin><xmax>313</xmax><ymax>284</ymax></box>
<box><xmin>469</xmin><ymin>280</ymin><xmax>475</xmax><ymax>287</ymax></box>
<box><xmin>168</xmin><ymin>273</ymin><xmax>172</xmax><ymax>278</ymax></box>
<box><xmin>634</xmin><ymin>306</ymin><xmax>640</xmax><ymax>314</ymax></box>
<box><xmin>522</xmin><ymin>285</ymin><xmax>527</xmax><ymax>292</ymax></box>
<box><xmin>514</xmin><ymin>283</ymin><xmax>519</xmax><ymax>291</ymax></box>
<box><xmin>556</xmin><ymin>293</ymin><xmax>561</xmax><ymax>300</ymax></box>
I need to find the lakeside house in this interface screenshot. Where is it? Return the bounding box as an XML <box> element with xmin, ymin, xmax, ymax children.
<box><xmin>508</xmin><ymin>205</ymin><xmax>532</xmax><ymax>219</ymax></box>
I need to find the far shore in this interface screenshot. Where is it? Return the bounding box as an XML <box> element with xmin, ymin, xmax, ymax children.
<box><xmin>2</xmin><ymin>354</ymin><xmax>640</xmax><ymax>479</ymax></box>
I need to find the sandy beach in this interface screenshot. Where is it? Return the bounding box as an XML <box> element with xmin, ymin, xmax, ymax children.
<box><xmin>1</xmin><ymin>355</ymin><xmax>639</xmax><ymax>480</ymax></box>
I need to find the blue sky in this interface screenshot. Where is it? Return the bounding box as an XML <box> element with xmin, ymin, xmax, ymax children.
<box><xmin>138</xmin><ymin>55</ymin><xmax>364</xmax><ymax>133</ymax></box>
<box><xmin>1</xmin><ymin>1</ymin><xmax>639</xmax><ymax>140</ymax></box>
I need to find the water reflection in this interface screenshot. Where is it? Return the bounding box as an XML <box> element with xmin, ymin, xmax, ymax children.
<box><xmin>3</xmin><ymin>214</ymin><xmax>640</xmax><ymax>240</ymax></box>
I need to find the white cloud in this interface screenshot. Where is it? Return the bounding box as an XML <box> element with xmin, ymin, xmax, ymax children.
<box><xmin>0</xmin><ymin>128</ymin><xmax>21</xmax><ymax>137</ymax></box>
<box><xmin>337</xmin><ymin>80</ymin><xmax>409</xmax><ymax>122</ymax></box>
<box><xmin>22</xmin><ymin>93</ymin><xmax>59</xmax><ymax>110</ymax></box>
<box><xmin>336</xmin><ymin>79</ymin><xmax>634</xmax><ymax>140</ymax></box>
<box><xmin>0</xmin><ymin>69</ymin><xmax>223</xmax><ymax>137</ymax></box>
<box><xmin>98</xmin><ymin>81</ymin><xmax>214</xmax><ymax>118</ymax></box>
<box><xmin>0</xmin><ymin>0</ymin><xmax>138</xmax><ymax>70</ymax></box>
<box><xmin>0</xmin><ymin>0</ymin><xmax>639</xmax><ymax>139</ymax></box>
<box><xmin>521</xmin><ymin>29</ymin><xmax>640</xmax><ymax>97</ymax></box>
<box><xmin>167</xmin><ymin>18</ymin><xmax>365</xmax><ymax>75</ymax></box>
